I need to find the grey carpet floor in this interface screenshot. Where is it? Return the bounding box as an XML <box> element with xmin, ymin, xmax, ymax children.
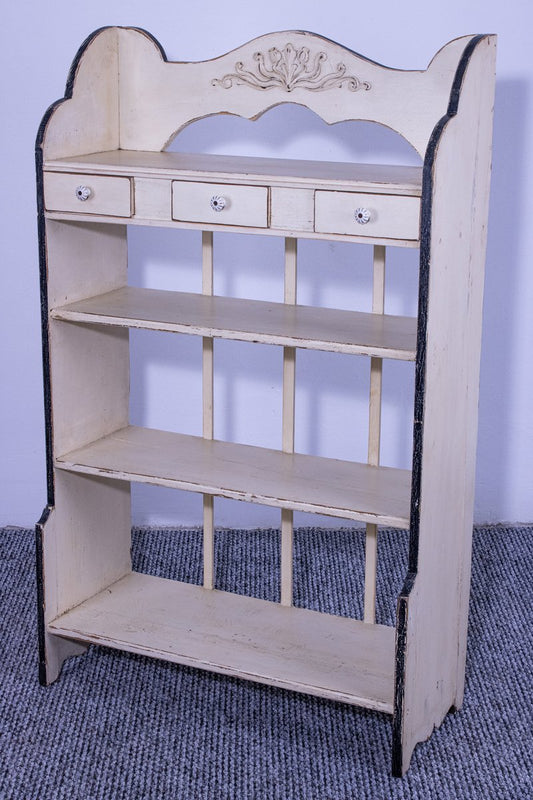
<box><xmin>0</xmin><ymin>525</ymin><xmax>531</xmax><ymax>799</ymax></box>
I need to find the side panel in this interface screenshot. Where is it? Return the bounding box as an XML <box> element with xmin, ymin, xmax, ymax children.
<box><xmin>36</xmin><ymin>25</ymin><xmax>129</xmax><ymax>682</ymax></box>
<box><xmin>393</xmin><ymin>35</ymin><xmax>496</xmax><ymax>774</ymax></box>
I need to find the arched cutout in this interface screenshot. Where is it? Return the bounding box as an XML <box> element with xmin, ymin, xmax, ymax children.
<box><xmin>166</xmin><ymin>103</ymin><xmax>422</xmax><ymax>167</ymax></box>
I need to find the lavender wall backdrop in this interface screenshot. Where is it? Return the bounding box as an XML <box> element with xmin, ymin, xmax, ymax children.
<box><xmin>1</xmin><ymin>0</ymin><xmax>530</xmax><ymax>527</ymax></box>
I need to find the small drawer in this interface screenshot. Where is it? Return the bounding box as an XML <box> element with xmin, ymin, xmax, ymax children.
<box><xmin>315</xmin><ymin>191</ymin><xmax>420</xmax><ymax>241</ymax></box>
<box><xmin>44</xmin><ymin>173</ymin><xmax>132</xmax><ymax>217</ymax></box>
<box><xmin>172</xmin><ymin>181</ymin><xmax>268</xmax><ymax>228</ymax></box>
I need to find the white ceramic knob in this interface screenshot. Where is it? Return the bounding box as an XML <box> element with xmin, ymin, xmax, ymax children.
<box><xmin>76</xmin><ymin>185</ymin><xmax>92</xmax><ymax>202</ymax></box>
<box><xmin>354</xmin><ymin>207</ymin><xmax>371</xmax><ymax>224</ymax></box>
<box><xmin>210</xmin><ymin>195</ymin><xmax>227</xmax><ymax>212</ymax></box>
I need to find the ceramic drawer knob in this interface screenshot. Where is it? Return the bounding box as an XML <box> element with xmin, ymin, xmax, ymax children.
<box><xmin>354</xmin><ymin>207</ymin><xmax>371</xmax><ymax>224</ymax></box>
<box><xmin>210</xmin><ymin>195</ymin><xmax>227</xmax><ymax>212</ymax></box>
<box><xmin>75</xmin><ymin>185</ymin><xmax>92</xmax><ymax>202</ymax></box>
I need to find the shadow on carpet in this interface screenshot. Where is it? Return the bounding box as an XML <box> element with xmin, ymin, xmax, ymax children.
<box><xmin>0</xmin><ymin>525</ymin><xmax>531</xmax><ymax>799</ymax></box>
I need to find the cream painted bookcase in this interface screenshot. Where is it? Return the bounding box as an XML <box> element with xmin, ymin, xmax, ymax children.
<box><xmin>35</xmin><ymin>28</ymin><xmax>496</xmax><ymax>775</ymax></box>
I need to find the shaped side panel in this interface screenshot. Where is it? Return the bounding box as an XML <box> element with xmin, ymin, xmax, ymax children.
<box><xmin>392</xmin><ymin>34</ymin><xmax>496</xmax><ymax>775</ymax></box>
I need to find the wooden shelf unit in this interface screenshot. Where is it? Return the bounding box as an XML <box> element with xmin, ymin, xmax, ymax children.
<box><xmin>35</xmin><ymin>28</ymin><xmax>496</xmax><ymax>776</ymax></box>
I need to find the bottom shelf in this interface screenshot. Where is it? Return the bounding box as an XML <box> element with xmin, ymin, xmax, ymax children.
<box><xmin>48</xmin><ymin>572</ymin><xmax>395</xmax><ymax>713</ymax></box>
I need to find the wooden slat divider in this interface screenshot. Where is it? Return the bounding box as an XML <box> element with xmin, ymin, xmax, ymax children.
<box><xmin>364</xmin><ymin>245</ymin><xmax>386</xmax><ymax>623</ymax></box>
<box><xmin>202</xmin><ymin>231</ymin><xmax>215</xmax><ymax>590</ymax></box>
<box><xmin>281</xmin><ymin>238</ymin><xmax>297</xmax><ymax>607</ymax></box>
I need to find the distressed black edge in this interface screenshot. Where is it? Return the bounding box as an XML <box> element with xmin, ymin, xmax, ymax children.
<box><xmin>35</xmin><ymin>505</ymin><xmax>52</xmax><ymax>685</ymax></box>
<box><xmin>129</xmin><ymin>26</ymin><xmax>168</xmax><ymax>62</ymax></box>
<box><xmin>35</xmin><ymin>25</ymin><xmax>116</xmax><ymax>685</ymax></box>
<box><xmin>35</xmin><ymin>176</ymin><xmax>54</xmax><ymax>507</ymax></box>
<box><xmin>391</xmin><ymin>34</ymin><xmax>488</xmax><ymax>777</ymax></box>
<box><xmin>391</xmin><ymin>570</ymin><xmax>416</xmax><ymax>776</ymax></box>
<box><xmin>409</xmin><ymin>32</ymin><xmax>485</xmax><ymax>576</ymax></box>
<box><xmin>36</xmin><ymin>26</ymin><xmax>115</xmax><ymax>506</ymax></box>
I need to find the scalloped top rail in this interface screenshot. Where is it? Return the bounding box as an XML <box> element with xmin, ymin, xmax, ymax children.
<box><xmin>41</xmin><ymin>28</ymin><xmax>486</xmax><ymax>160</ymax></box>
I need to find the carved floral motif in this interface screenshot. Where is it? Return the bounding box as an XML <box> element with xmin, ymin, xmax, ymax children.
<box><xmin>212</xmin><ymin>44</ymin><xmax>371</xmax><ymax>93</ymax></box>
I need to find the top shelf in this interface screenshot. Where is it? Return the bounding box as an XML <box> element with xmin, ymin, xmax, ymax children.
<box><xmin>44</xmin><ymin>150</ymin><xmax>423</xmax><ymax>196</ymax></box>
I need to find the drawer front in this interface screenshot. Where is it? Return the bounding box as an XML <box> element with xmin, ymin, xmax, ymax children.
<box><xmin>44</xmin><ymin>173</ymin><xmax>132</xmax><ymax>217</ymax></box>
<box><xmin>172</xmin><ymin>181</ymin><xmax>268</xmax><ymax>228</ymax></box>
<box><xmin>315</xmin><ymin>191</ymin><xmax>420</xmax><ymax>240</ymax></box>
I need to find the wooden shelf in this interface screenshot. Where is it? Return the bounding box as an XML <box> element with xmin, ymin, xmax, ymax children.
<box><xmin>44</xmin><ymin>150</ymin><xmax>423</xmax><ymax>196</ymax></box>
<box><xmin>48</xmin><ymin>571</ymin><xmax>396</xmax><ymax>712</ymax></box>
<box><xmin>51</xmin><ymin>287</ymin><xmax>417</xmax><ymax>361</ymax></box>
<box><xmin>55</xmin><ymin>426</ymin><xmax>412</xmax><ymax>527</ymax></box>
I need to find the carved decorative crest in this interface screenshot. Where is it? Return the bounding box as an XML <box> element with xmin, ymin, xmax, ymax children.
<box><xmin>212</xmin><ymin>43</ymin><xmax>371</xmax><ymax>93</ymax></box>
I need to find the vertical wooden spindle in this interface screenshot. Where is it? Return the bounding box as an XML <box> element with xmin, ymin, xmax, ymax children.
<box><xmin>202</xmin><ymin>231</ymin><xmax>215</xmax><ymax>589</ymax></box>
<box><xmin>364</xmin><ymin>245</ymin><xmax>386</xmax><ymax>622</ymax></box>
<box><xmin>281</xmin><ymin>238</ymin><xmax>297</xmax><ymax>606</ymax></box>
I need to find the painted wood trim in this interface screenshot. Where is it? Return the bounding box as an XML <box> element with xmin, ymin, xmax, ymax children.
<box><xmin>48</xmin><ymin>571</ymin><xmax>396</xmax><ymax>712</ymax></box>
<box><xmin>44</xmin><ymin>210</ymin><xmax>421</xmax><ymax>248</ymax></box>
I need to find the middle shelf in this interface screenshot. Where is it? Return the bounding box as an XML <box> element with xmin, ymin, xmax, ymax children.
<box><xmin>51</xmin><ymin>286</ymin><xmax>417</xmax><ymax>361</ymax></box>
<box><xmin>55</xmin><ymin>426</ymin><xmax>412</xmax><ymax>528</ymax></box>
